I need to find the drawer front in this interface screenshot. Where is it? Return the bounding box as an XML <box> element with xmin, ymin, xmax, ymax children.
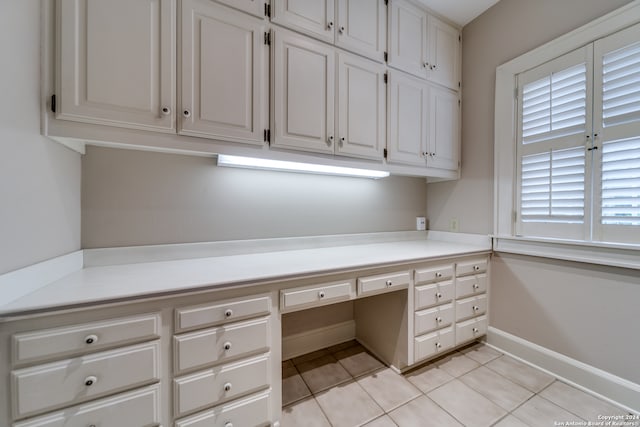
<box><xmin>11</xmin><ymin>341</ymin><xmax>160</xmax><ymax>419</ymax></box>
<box><xmin>12</xmin><ymin>384</ymin><xmax>161</xmax><ymax>427</ymax></box>
<box><xmin>176</xmin><ymin>296</ymin><xmax>271</xmax><ymax>333</ymax></box>
<box><xmin>456</xmin><ymin>258</ymin><xmax>488</xmax><ymax>276</ymax></box>
<box><xmin>414</xmin><ymin>303</ymin><xmax>454</xmax><ymax>336</ymax></box>
<box><xmin>456</xmin><ymin>274</ymin><xmax>487</xmax><ymax>299</ymax></box>
<box><xmin>414</xmin><ymin>280</ymin><xmax>454</xmax><ymax>310</ymax></box>
<box><xmin>358</xmin><ymin>271</ymin><xmax>411</xmax><ymax>296</ymax></box>
<box><xmin>455</xmin><ymin>295</ymin><xmax>488</xmax><ymax>321</ymax></box>
<box><xmin>456</xmin><ymin>315</ymin><xmax>488</xmax><ymax>345</ymax></box>
<box><xmin>414</xmin><ymin>326</ymin><xmax>454</xmax><ymax>362</ymax></box>
<box><xmin>175</xmin><ymin>390</ymin><xmax>270</xmax><ymax>427</ymax></box>
<box><xmin>281</xmin><ymin>280</ymin><xmax>354</xmax><ymax>312</ymax></box>
<box><xmin>174</xmin><ymin>353</ymin><xmax>270</xmax><ymax>417</ymax></box>
<box><xmin>12</xmin><ymin>313</ymin><xmax>160</xmax><ymax>365</ymax></box>
<box><xmin>414</xmin><ymin>264</ymin><xmax>454</xmax><ymax>284</ymax></box>
<box><xmin>174</xmin><ymin>317</ymin><xmax>270</xmax><ymax>374</ymax></box>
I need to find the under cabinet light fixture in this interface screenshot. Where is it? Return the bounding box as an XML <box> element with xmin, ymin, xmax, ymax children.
<box><xmin>216</xmin><ymin>155</ymin><xmax>390</xmax><ymax>179</ymax></box>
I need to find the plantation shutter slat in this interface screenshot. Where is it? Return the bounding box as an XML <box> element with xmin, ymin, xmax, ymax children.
<box><xmin>600</xmin><ymin>137</ymin><xmax>640</xmax><ymax>226</ymax></box>
<box><xmin>602</xmin><ymin>41</ymin><xmax>640</xmax><ymax>127</ymax></box>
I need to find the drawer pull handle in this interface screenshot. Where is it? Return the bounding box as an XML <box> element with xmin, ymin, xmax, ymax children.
<box><xmin>473</xmin><ymin>327</ymin><xmax>479</xmax><ymax>333</ymax></box>
<box><xmin>473</xmin><ymin>283</ymin><xmax>479</xmax><ymax>290</ymax></box>
<box><xmin>474</xmin><ymin>265</ymin><xmax>480</xmax><ymax>271</ymax></box>
<box><xmin>435</xmin><ymin>342</ymin><xmax>442</xmax><ymax>348</ymax></box>
<box><xmin>223</xmin><ymin>342</ymin><xmax>232</xmax><ymax>351</ymax></box>
<box><xmin>84</xmin><ymin>334</ymin><xmax>98</xmax><ymax>345</ymax></box>
<box><xmin>84</xmin><ymin>376</ymin><xmax>97</xmax><ymax>387</ymax></box>
<box><xmin>435</xmin><ymin>292</ymin><xmax>442</xmax><ymax>298</ymax></box>
<box><xmin>224</xmin><ymin>382</ymin><xmax>232</xmax><ymax>392</ymax></box>
<box><xmin>224</xmin><ymin>423</ymin><xmax>233</xmax><ymax>427</ymax></box>
<box><xmin>385</xmin><ymin>280</ymin><xmax>393</xmax><ymax>287</ymax></box>
<box><xmin>436</xmin><ymin>317</ymin><xmax>442</xmax><ymax>323</ymax></box>
<box><xmin>224</xmin><ymin>309</ymin><xmax>233</xmax><ymax>318</ymax></box>
<box><xmin>318</xmin><ymin>291</ymin><xmax>325</xmax><ymax>299</ymax></box>
<box><xmin>473</xmin><ymin>305</ymin><xmax>480</xmax><ymax>311</ymax></box>
<box><xmin>436</xmin><ymin>272</ymin><xmax>442</xmax><ymax>278</ymax></box>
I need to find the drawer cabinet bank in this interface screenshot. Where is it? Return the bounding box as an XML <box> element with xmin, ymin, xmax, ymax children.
<box><xmin>0</xmin><ymin>236</ymin><xmax>490</xmax><ymax>427</ymax></box>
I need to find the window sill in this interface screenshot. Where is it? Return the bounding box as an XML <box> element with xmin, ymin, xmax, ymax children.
<box><xmin>492</xmin><ymin>236</ymin><xmax>640</xmax><ymax>270</ymax></box>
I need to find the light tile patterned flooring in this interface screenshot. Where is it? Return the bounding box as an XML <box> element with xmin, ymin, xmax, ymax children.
<box><xmin>281</xmin><ymin>341</ymin><xmax>630</xmax><ymax>427</ymax></box>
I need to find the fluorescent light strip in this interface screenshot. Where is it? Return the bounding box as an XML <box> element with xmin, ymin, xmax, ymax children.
<box><xmin>217</xmin><ymin>155</ymin><xmax>390</xmax><ymax>179</ymax></box>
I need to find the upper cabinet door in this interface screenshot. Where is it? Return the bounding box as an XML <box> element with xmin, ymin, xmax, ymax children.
<box><xmin>57</xmin><ymin>0</ymin><xmax>175</xmax><ymax>132</ymax></box>
<box><xmin>336</xmin><ymin>53</ymin><xmax>386</xmax><ymax>160</ymax></box>
<box><xmin>387</xmin><ymin>70</ymin><xmax>428</xmax><ymax>166</ymax></box>
<box><xmin>336</xmin><ymin>0</ymin><xmax>387</xmax><ymax>62</ymax></box>
<box><xmin>428</xmin><ymin>16</ymin><xmax>461</xmax><ymax>91</ymax></box>
<box><xmin>272</xmin><ymin>0</ymin><xmax>335</xmax><ymax>43</ymax></box>
<box><xmin>428</xmin><ymin>85</ymin><xmax>460</xmax><ymax>171</ymax></box>
<box><xmin>180</xmin><ymin>0</ymin><xmax>267</xmax><ymax>144</ymax></box>
<box><xmin>272</xmin><ymin>30</ymin><xmax>335</xmax><ymax>155</ymax></box>
<box><xmin>388</xmin><ymin>0</ymin><xmax>428</xmax><ymax>79</ymax></box>
<box><xmin>213</xmin><ymin>0</ymin><xmax>266</xmax><ymax>18</ymax></box>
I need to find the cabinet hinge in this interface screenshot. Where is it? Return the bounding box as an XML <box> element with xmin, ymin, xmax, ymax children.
<box><xmin>263</xmin><ymin>129</ymin><xmax>271</xmax><ymax>143</ymax></box>
<box><xmin>383</xmin><ymin>73</ymin><xmax>388</xmax><ymax>84</ymax></box>
<box><xmin>384</xmin><ymin>0</ymin><xmax>388</xmax><ymax>5</ymax></box>
<box><xmin>459</xmin><ymin>35</ymin><xmax>461</xmax><ymax>42</ymax></box>
<box><xmin>264</xmin><ymin>3</ymin><xmax>271</xmax><ymax>17</ymax></box>
<box><xmin>384</xmin><ymin>51</ymin><xmax>388</xmax><ymax>62</ymax></box>
<box><xmin>264</xmin><ymin>31</ymin><xmax>271</xmax><ymax>45</ymax></box>
<box><xmin>458</xmin><ymin>81</ymin><xmax>461</xmax><ymax>88</ymax></box>
<box><xmin>383</xmin><ymin>148</ymin><xmax>388</xmax><ymax>159</ymax></box>
<box><xmin>458</xmin><ymin>99</ymin><xmax>461</xmax><ymax>107</ymax></box>
<box><xmin>51</xmin><ymin>94</ymin><xmax>56</xmax><ymax>113</ymax></box>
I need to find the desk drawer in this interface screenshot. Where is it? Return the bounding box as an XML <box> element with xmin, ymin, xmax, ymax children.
<box><xmin>456</xmin><ymin>315</ymin><xmax>487</xmax><ymax>345</ymax></box>
<box><xmin>414</xmin><ymin>303</ymin><xmax>454</xmax><ymax>336</ymax></box>
<box><xmin>414</xmin><ymin>326</ymin><xmax>454</xmax><ymax>362</ymax></box>
<box><xmin>455</xmin><ymin>295</ymin><xmax>487</xmax><ymax>321</ymax></box>
<box><xmin>12</xmin><ymin>313</ymin><xmax>160</xmax><ymax>365</ymax></box>
<box><xmin>11</xmin><ymin>341</ymin><xmax>160</xmax><ymax>419</ymax></box>
<box><xmin>176</xmin><ymin>296</ymin><xmax>271</xmax><ymax>333</ymax></box>
<box><xmin>414</xmin><ymin>264</ymin><xmax>454</xmax><ymax>284</ymax></box>
<box><xmin>174</xmin><ymin>354</ymin><xmax>270</xmax><ymax>417</ymax></box>
<box><xmin>281</xmin><ymin>280</ymin><xmax>354</xmax><ymax>312</ymax></box>
<box><xmin>456</xmin><ymin>258</ymin><xmax>488</xmax><ymax>276</ymax></box>
<box><xmin>456</xmin><ymin>274</ymin><xmax>487</xmax><ymax>298</ymax></box>
<box><xmin>12</xmin><ymin>385</ymin><xmax>161</xmax><ymax>427</ymax></box>
<box><xmin>414</xmin><ymin>280</ymin><xmax>454</xmax><ymax>310</ymax></box>
<box><xmin>174</xmin><ymin>317</ymin><xmax>270</xmax><ymax>374</ymax></box>
<box><xmin>358</xmin><ymin>271</ymin><xmax>411</xmax><ymax>296</ymax></box>
<box><xmin>175</xmin><ymin>390</ymin><xmax>270</xmax><ymax>427</ymax></box>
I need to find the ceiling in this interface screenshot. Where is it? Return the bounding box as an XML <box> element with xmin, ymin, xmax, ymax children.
<box><xmin>415</xmin><ymin>0</ymin><xmax>501</xmax><ymax>27</ymax></box>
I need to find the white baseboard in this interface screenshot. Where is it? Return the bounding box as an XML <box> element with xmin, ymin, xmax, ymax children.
<box><xmin>282</xmin><ymin>320</ymin><xmax>356</xmax><ymax>360</ymax></box>
<box><xmin>487</xmin><ymin>327</ymin><xmax>640</xmax><ymax>414</ymax></box>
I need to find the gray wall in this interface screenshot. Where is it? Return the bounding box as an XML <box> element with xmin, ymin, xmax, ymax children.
<box><xmin>0</xmin><ymin>2</ymin><xmax>81</xmax><ymax>274</ymax></box>
<box><xmin>81</xmin><ymin>146</ymin><xmax>427</xmax><ymax>248</ymax></box>
<box><xmin>432</xmin><ymin>0</ymin><xmax>638</xmax><ymax>383</ymax></box>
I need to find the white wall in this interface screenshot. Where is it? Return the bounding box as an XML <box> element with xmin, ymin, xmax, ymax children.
<box><xmin>433</xmin><ymin>0</ymin><xmax>639</xmax><ymax>385</ymax></box>
<box><xmin>81</xmin><ymin>146</ymin><xmax>427</xmax><ymax>248</ymax></box>
<box><xmin>0</xmin><ymin>1</ymin><xmax>81</xmax><ymax>274</ymax></box>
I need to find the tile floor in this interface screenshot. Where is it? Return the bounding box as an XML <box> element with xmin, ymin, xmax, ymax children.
<box><xmin>281</xmin><ymin>341</ymin><xmax>630</xmax><ymax>427</ymax></box>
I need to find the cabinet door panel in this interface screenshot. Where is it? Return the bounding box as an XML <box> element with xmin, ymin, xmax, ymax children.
<box><xmin>273</xmin><ymin>30</ymin><xmax>335</xmax><ymax>154</ymax></box>
<box><xmin>336</xmin><ymin>0</ymin><xmax>386</xmax><ymax>62</ymax></box>
<box><xmin>428</xmin><ymin>16</ymin><xmax>460</xmax><ymax>90</ymax></box>
<box><xmin>180</xmin><ymin>0</ymin><xmax>266</xmax><ymax>144</ymax></box>
<box><xmin>337</xmin><ymin>53</ymin><xmax>385</xmax><ymax>160</ymax></box>
<box><xmin>388</xmin><ymin>0</ymin><xmax>427</xmax><ymax>78</ymax></box>
<box><xmin>428</xmin><ymin>86</ymin><xmax>460</xmax><ymax>171</ymax></box>
<box><xmin>272</xmin><ymin>0</ymin><xmax>334</xmax><ymax>43</ymax></box>
<box><xmin>387</xmin><ymin>71</ymin><xmax>428</xmax><ymax>166</ymax></box>
<box><xmin>58</xmin><ymin>0</ymin><xmax>175</xmax><ymax>131</ymax></box>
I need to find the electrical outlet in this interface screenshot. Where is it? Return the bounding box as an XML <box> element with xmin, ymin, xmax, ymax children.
<box><xmin>449</xmin><ymin>218</ymin><xmax>459</xmax><ymax>232</ymax></box>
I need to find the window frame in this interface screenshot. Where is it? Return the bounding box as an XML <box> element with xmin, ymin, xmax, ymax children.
<box><xmin>494</xmin><ymin>1</ymin><xmax>640</xmax><ymax>268</ymax></box>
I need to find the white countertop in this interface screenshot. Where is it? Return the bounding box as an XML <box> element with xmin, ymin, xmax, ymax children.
<box><xmin>0</xmin><ymin>232</ymin><xmax>491</xmax><ymax>318</ymax></box>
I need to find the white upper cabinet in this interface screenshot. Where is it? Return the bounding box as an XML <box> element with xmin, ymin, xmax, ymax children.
<box><xmin>180</xmin><ymin>0</ymin><xmax>267</xmax><ymax>144</ymax></box>
<box><xmin>427</xmin><ymin>84</ymin><xmax>460</xmax><ymax>170</ymax></box>
<box><xmin>388</xmin><ymin>0</ymin><xmax>460</xmax><ymax>90</ymax></box>
<box><xmin>213</xmin><ymin>0</ymin><xmax>266</xmax><ymax>18</ymax></box>
<box><xmin>57</xmin><ymin>0</ymin><xmax>175</xmax><ymax>132</ymax></box>
<box><xmin>428</xmin><ymin>15</ymin><xmax>461</xmax><ymax>91</ymax></box>
<box><xmin>272</xmin><ymin>30</ymin><xmax>335</xmax><ymax>155</ymax></box>
<box><xmin>272</xmin><ymin>0</ymin><xmax>335</xmax><ymax>43</ymax></box>
<box><xmin>336</xmin><ymin>0</ymin><xmax>387</xmax><ymax>62</ymax></box>
<box><xmin>337</xmin><ymin>52</ymin><xmax>386</xmax><ymax>160</ymax></box>
<box><xmin>388</xmin><ymin>0</ymin><xmax>428</xmax><ymax>79</ymax></box>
